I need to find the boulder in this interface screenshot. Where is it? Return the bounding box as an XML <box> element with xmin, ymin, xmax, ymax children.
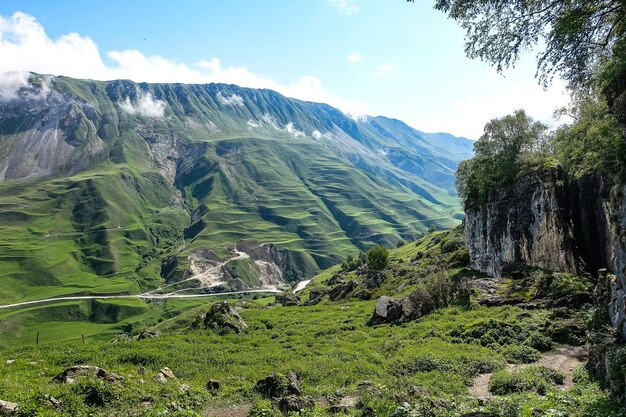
<box><xmin>52</xmin><ymin>365</ymin><xmax>123</xmax><ymax>384</ymax></box>
<box><xmin>0</xmin><ymin>400</ymin><xmax>18</xmax><ymax>416</ymax></box>
<box><xmin>275</xmin><ymin>293</ymin><xmax>300</xmax><ymax>306</ymax></box>
<box><xmin>206</xmin><ymin>379</ymin><xmax>221</xmax><ymax>391</ymax></box>
<box><xmin>255</xmin><ymin>371</ymin><xmax>303</xmax><ymax>399</ymax></box>
<box><xmin>276</xmin><ymin>395</ymin><xmax>314</xmax><ymax>415</ymax></box>
<box><xmin>326</xmin><ymin>274</ymin><xmax>345</xmax><ymax>286</ymax></box>
<box><xmin>363</xmin><ymin>270</ymin><xmax>386</xmax><ymax>289</ymax></box>
<box><xmin>328</xmin><ymin>280</ymin><xmax>358</xmax><ymax>301</ymax></box>
<box><xmin>370</xmin><ymin>296</ymin><xmax>404</xmax><ymax>324</ymax></box>
<box><xmin>137</xmin><ymin>329</ymin><xmax>160</xmax><ymax>340</ymax></box>
<box><xmin>204</xmin><ymin>301</ymin><xmax>247</xmax><ymax>334</ymax></box>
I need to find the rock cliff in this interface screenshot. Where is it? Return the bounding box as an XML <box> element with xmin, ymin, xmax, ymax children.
<box><xmin>464</xmin><ymin>168</ymin><xmax>626</xmax><ymax>340</ymax></box>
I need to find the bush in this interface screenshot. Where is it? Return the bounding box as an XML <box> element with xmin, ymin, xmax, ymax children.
<box><xmin>367</xmin><ymin>245</ymin><xmax>390</xmax><ymax>270</ymax></box>
<box><xmin>489</xmin><ymin>366</ymin><xmax>565</xmax><ymax>395</ymax></box>
<box><xmin>524</xmin><ymin>332</ymin><xmax>553</xmax><ymax>352</ymax></box>
<box><xmin>500</xmin><ymin>344</ymin><xmax>541</xmax><ymax>364</ymax></box>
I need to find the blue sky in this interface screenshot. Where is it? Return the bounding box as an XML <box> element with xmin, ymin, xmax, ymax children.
<box><xmin>0</xmin><ymin>0</ymin><xmax>568</xmax><ymax>138</ymax></box>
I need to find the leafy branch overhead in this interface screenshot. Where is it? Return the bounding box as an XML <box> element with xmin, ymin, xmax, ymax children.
<box><xmin>425</xmin><ymin>0</ymin><xmax>626</xmax><ymax>88</ymax></box>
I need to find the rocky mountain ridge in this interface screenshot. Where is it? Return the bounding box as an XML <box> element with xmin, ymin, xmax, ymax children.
<box><xmin>0</xmin><ymin>72</ymin><xmax>472</xmax><ymax>301</ymax></box>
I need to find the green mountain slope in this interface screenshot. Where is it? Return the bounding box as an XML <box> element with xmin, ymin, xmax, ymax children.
<box><xmin>0</xmin><ymin>73</ymin><xmax>472</xmax><ymax>303</ymax></box>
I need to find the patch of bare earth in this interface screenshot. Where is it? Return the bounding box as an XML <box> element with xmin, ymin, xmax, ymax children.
<box><xmin>469</xmin><ymin>345</ymin><xmax>589</xmax><ymax>400</ymax></box>
<box><xmin>204</xmin><ymin>403</ymin><xmax>251</xmax><ymax>417</ymax></box>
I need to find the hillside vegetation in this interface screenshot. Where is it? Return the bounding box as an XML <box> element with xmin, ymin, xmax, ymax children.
<box><xmin>0</xmin><ymin>228</ymin><xmax>620</xmax><ymax>416</ymax></box>
<box><xmin>0</xmin><ymin>74</ymin><xmax>470</xmax><ymax>311</ymax></box>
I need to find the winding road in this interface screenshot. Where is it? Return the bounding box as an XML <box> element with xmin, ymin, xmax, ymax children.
<box><xmin>0</xmin><ymin>289</ymin><xmax>283</xmax><ymax>311</ymax></box>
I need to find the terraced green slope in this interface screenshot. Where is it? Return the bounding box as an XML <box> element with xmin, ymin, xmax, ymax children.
<box><xmin>0</xmin><ymin>73</ymin><xmax>471</xmax><ymax>303</ymax></box>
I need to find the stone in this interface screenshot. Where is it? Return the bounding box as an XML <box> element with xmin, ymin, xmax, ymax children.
<box><xmin>255</xmin><ymin>371</ymin><xmax>302</xmax><ymax>398</ymax></box>
<box><xmin>203</xmin><ymin>301</ymin><xmax>247</xmax><ymax>334</ymax></box>
<box><xmin>363</xmin><ymin>270</ymin><xmax>386</xmax><ymax>289</ymax></box>
<box><xmin>137</xmin><ymin>329</ymin><xmax>160</xmax><ymax>340</ymax></box>
<box><xmin>52</xmin><ymin>365</ymin><xmax>123</xmax><ymax>384</ymax></box>
<box><xmin>328</xmin><ymin>280</ymin><xmax>358</xmax><ymax>301</ymax></box>
<box><xmin>275</xmin><ymin>292</ymin><xmax>300</xmax><ymax>306</ymax></box>
<box><xmin>276</xmin><ymin>395</ymin><xmax>314</xmax><ymax>416</ymax></box>
<box><xmin>286</xmin><ymin>371</ymin><xmax>302</xmax><ymax>395</ymax></box>
<box><xmin>159</xmin><ymin>367</ymin><xmax>176</xmax><ymax>380</ymax></box>
<box><xmin>0</xmin><ymin>400</ymin><xmax>18</xmax><ymax>416</ymax></box>
<box><xmin>478</xmin><ymin>296</ymin><xmax>524</xmax><ymax>307</ymax></box>
<box><xmin>370</xmin><ymin>296</ymin><xmax>404</xmax><ymax>324</ymax></box>
<box><xmin>206</xmin><ymin>379</ymin><xmax>221</xmax><ymax>391</ymax></box>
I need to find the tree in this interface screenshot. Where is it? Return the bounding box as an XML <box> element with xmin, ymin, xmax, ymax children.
<box><xmin>553</xmin><ymin>91</ymin><xmax>625</xmax><ymax>177</ymax></box>
<box><xmin>455</xmin><ymin>110</ymin><xmax>548</xmax><ymax>207</ymax></box>
<box><xmin>430</xmin><ymin>0</ymin><xmax>626</xmax><ymax>89</ymax></box>
<box><xmin>366</xmin><ymin>245</ymin><xmax>390</xmax><ymax>270</ymax></box>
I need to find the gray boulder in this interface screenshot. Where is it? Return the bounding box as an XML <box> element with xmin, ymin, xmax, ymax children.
<box><xmin>204</xmin><ymin>301</ymin><xmax>247</xmax><ymax>334</ymax></box>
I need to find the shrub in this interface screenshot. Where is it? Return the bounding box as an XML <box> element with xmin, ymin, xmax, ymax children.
<box><xmin>367</xmin><ymin>245</ymin><xmax>390</xmax><ymax>270</ymax></box>
<box><xmin>489</xmin><ymin>366</ymin><xmax>565</xmax><ymax>395</ymax></box>
<box><xmin>524</xmin><ymin>332</ymin><xmax>553</xmax><ymax>352</ymax></box>
<box><xmin>500</xmin><ymin>344</ymin><xmax>541</xmax><ymax>364</ymax></box>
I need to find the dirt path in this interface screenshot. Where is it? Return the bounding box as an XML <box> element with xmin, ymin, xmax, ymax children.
<box><xmin>469</xmin><ymin>345</ymin><xmax>589</xmax><ymax>399</ymax></box>
<box><xmin>204</xmin><ymin>404</ymin><xmax>251</xmax><ymax>417</ymax></box>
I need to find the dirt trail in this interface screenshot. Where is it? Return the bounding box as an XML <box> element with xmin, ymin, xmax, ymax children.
<box><xmin>469</xmin><ymin>345</ymin><xmax>589</xmax><ymax>399</ymax></box>
<box><xmin>204</xmin><ymin>404</ymin><xmax>251</xmax><ymax>417</ymax></box>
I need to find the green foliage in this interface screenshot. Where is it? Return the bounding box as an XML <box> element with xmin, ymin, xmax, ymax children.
<box><xmin>489</xmin><ymin>366</ymin><xmax>565</xmax><ymax>396</ymax></box>
<box><xmin>434</xmin><ymin>0</ymin><xmax>626</xmax><ymax>89</ymax></box>
<box><xmin>553</xmin><ymin>92</ymin><xmax>625</xmax><ymax>178</ymax></box>
<box><xmin>499</xmin><ymin>344</ymin><xmax>541</xmax><ymax>364</ymax></box>
<box><xmin>456</xmin><ymin>110</ymin><xmax>548</xmax><ymax>207</ymax></box>
<box><xmin>366</xmin><ymin>245</ymin><xmax>390</xmax><ymax>270</ymax></box>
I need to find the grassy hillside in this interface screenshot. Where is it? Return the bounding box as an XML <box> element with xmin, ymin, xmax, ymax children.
<box><xmin>0</xmin><ymin>228</ymin><xmax>620</xmax><ymax>416</ymax></box>
<box><xmin>0</xmin><ymin>74</ymin><xmax>469</xmax><ymax>308</ymax></box>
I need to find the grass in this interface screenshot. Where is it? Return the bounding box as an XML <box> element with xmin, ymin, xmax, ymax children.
<box><xmin>1</xmin><ymin>76</ymin><xmax>468</xmax><ymax>310</ymax></box>
<box><xmin>0</xmin><ymin>226</ymin><xmax>621</xmax><ymax>416</ymax></box>
<box><xmin>0</xmin><ymin>301</ymin><xmax>620</xmax><ymax>416</ymax></box>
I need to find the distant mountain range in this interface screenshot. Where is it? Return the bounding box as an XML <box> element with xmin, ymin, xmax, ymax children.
<box><xmin>0</xmin><ymin>73</ymin><xmax>472</xmax><ymax>301</ymax></box>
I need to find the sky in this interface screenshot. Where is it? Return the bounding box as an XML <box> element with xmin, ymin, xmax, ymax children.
<box><xmin>0</xmin><ymin>0</ymin><xmax>570</xmax><ymax>139</ymax></box>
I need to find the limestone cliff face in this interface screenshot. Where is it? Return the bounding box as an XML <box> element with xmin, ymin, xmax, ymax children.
<box><xmin>464</xmin><ymin>168</ymin><xmax>626</xmax><ymax>340</ymax></box>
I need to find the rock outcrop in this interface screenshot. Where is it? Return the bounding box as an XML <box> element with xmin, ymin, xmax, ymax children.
<box><xmin>464</xmin><ymin>168</ymin><xmax>626</xmax><ymax>340</ymax></box>
<box><xmin>202</xmin><ymin>301</ymin><xmax>247</xmax><ymax>334</ymax></box>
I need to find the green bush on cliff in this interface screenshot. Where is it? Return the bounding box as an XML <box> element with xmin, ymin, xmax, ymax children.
<box><xmin>456</xmin><ymin>110</ymin><xmax>548</xmax><ymax>207</ymax></box>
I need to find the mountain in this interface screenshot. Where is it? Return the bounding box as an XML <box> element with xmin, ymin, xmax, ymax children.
<box><xmin>0</xmin><ymin>73</ymin><xmax>472</xmax><ymax>302</ymax></box>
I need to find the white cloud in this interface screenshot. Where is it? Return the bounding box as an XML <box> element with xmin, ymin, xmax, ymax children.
<box><xmin>216</xmin><ymin>91</ymin><xmax>244</xmax><ymax>107</ymax></box>
<box><xmin>312</xmin><ymin>130</ymin><xmax>322</xmax><ymax>139</ymax></box>
<box><xmin>285</xmin><ymin>122</ymin><xmax>305</xmax><ymax>137</ymax></box>
<box><xmin>328</xmin><ymin>0</ymin><xmax>359</xmax><ymax>15</ymax></box>
<box><xmin>372</xmin><ymin>63</ymin><xmax>394</xmax><ymax>78</ymax></box>
<box><xmin>0</xmin><ymin>12</ymin><xmax>368</xmax><ymax>119</ymax></box>
<box><xmin>347</xmin><ymin>53</ymin><xmax>363</xmax><ymax>64</ymax></box>
<box><xmin>120</xmin><ymin>91</ymin><xmax>166</xmax><ymax>118</ymax></box>
<box><xmin>0</xmin><ymin>70</ymin><xmax>29</xmax><ymax>102</ymax></box>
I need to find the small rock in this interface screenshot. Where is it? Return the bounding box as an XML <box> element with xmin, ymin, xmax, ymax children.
<box><xmin>5</xmin><ymin>360</ymin><xmax>14</xmax><ymax>365</ymax></box>
<box><xmin>159</xmin><ymin>367</ymin><xmax>176</xmax><ymax>380</ymax></box>
<box><xmin>155</xmin><ymin>373</ymin><xmax>168</xmax><ymax>384</ymax></box>
<box><xmin>255</xmin><ymin>372</ymin><xmax>303</xmax><ymax>399</ymax></box>
<box><xmin>276</xmin><ymin>395</ymin><xmax>314</xmax><ymax>416</ymax></box>
<box><xmin>45</xmin><ymin>395</ymin><xmax>62</xmax><ymax>409</ymax></box>
<box><xmin>286</xmin><ymin>371</ymin><xmax>302</xmax><ymax>395</ymax></box>
<box><xmin>0</xmin><ymin>400</ymin><xmax>18</xmax><ymax>415</ymax></box>
<box><xmin>275</xmin><ymin>293</ymin><xmax>300</xmax><ymax>306</ymax></box>
<box><xmin>179</xmin><ymin>384</ymin><xmax>190</xmax><ymax>392</ymax></box>
<box><xmin>206</xmin><ymin>379</ymin><xmax>221</xmax><ymax>391</ymax></box>
<box><xmin>52</xmin><ymin>365</ymin><xmax>123</xmax><ymax>384</ymax></box>
<box><xmin>110</xmin><ymin>333</ymin><xmax>130</xmax><ymax>343</ymax></box>
<box><xmin>137</xmin><ymin>367</ymin><xmax>146</xmax><ymax>375</ymax></box>
<box><xmin>137</xmin><ymin>329</ymin><xmax>161</xmax><ymax>340</ymax></box>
